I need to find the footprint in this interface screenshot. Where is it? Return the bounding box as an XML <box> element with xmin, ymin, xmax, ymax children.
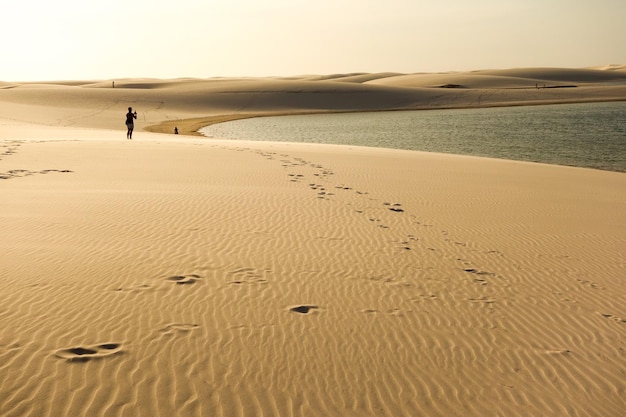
<box><xmin>40</xmin><ymin>169</ymin><xmax>73</xmax><ymax>174</ymax></box>
<box><xmin>384</xmin><ymin>203</ymin><xmax>404</xmax><ymax>212</ymax></box>
<box><xmin>227</xmin><ymin>267</ymin><xmax>269</xmax><ymax>285</ymax></box>
<box><xmin>600</xmin><ymin>313</ymin><xmax>626</xmax><ymax>324</ymax></box>
<box><xmin>468</xmin><ymin>296</ymin><xmax>496</xmax><ymax>304</ymax></box>
<box><xmin>463</xmin><ymin>268</ymin><xmax>495</xmax><ymax>276</ymax></box>
<box><xmin>160</xmin><ymin>323</ymin><xmax>200</xmax><ymax>335</ymax></box>
<box><xmin>387</xmin><ymin>308</ymin><xmax>406</xmax><ymax>317</ymax></box>
<box><xmin>56</xmin><ymin>343</ymin><xmax>123</xmax><ymax>363</ymax></box>
<box><xmin>545</xmin><ymin>349</ymin><xmax>572</xmax><ymax>355</ymax></box>
<box><xmin>413</xmin><ymin>294</ymin><xmax>438</xmax><ymax>302</ymax></box>
<box><xmin>289</xmin><ymin>305</ymin><xmax>319</xmax><ymax>314</ymax></box>
<box><xmin>167</xmin><ymin>274</ymin><xmax>200</xmax><ymax>285</ymax></box>
<box><xmin>577</xmin><ymin>278</ymin><xmax>604</xmax><ymax>290</ymax></box>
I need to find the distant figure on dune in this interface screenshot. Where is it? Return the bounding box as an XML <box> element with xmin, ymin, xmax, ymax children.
<box><xmin>126</xmin><ymin>107</ymin><xmax>137</xmax><ymax>139</ymax></box>
<box><xmin>174</xmin><ymin>127</ymin><xmax>179</xmax><ymax>134</ymax></box>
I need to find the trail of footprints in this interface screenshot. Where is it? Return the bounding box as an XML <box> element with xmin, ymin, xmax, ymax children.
<box><xmin>256</xmin><ymin>148</ymin><xmax>626</xmax><ymax>327</ymax></box>
<box><xmin>0</xmin><ymin>168</ymin><xmax>73</xmax><ymax>180</ymax></box>
<box><xmin>54</xmin><ymin>146</ymin><xmax>620</xmax><ymax>362</ymax></box>
<box><xmin>257</xmin><ymin>148</ymin><xmax>626</xmax><ymax>322</ymax></box>
<box><xmin>251</xmin><ymin>149</ymin><xmax>511</xmax><ymax>320</ymax></box>
<box><xmin>0</xmin><ymin>140</ymin><xmax>21</xmax><ymax>159</ymax></box>
<box><xmin>1</xmin><ymin>139</ymin><xmax>73</xmax><ymax>180</ymax></box>
<box><xmin>254</xmin><ymin>148</ymin><xmax>494</xmax><ymax>270</ymax></box>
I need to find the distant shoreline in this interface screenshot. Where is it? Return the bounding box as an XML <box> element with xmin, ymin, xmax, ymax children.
<box><xmin>145</xmin><ymin>97</ymin><xmax>626</xmax><ymax>136</ymax></box>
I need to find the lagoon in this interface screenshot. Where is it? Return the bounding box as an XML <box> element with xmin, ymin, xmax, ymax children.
<box><xmin>201</xmin><ymin>102</ymin><xmax>626</xmax><ymax>172</ymax></box>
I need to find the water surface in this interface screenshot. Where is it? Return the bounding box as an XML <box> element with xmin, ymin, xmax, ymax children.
<box><xmin>202</xmin><ymin>102</ymin><xmax>626</xmax><ymax>172</ymax></box>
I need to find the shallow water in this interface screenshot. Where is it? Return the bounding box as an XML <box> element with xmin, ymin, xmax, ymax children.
<box><xmin>201</xmin><ymin>102</ymin><xmax>626</xmax><ymax>172</ymax></box>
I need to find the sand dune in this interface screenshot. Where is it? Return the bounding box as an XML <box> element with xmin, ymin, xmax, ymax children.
<box><xmin>1</xmin><ymin>66</ymin><xmax>625</xmax><ymax>135</ymax></box>
<box><xmin>367</xmin><ymin>67</ymin><xmax>626</xmax><ymax>88</ymax></box>
<box><xmin>590</xmin><ymin>64</ymin><xmax>626</xmax><ymax>72</ymax></box>
<box><xmin>1</xmin><ymin>67</ymin><xmax>625</xmax><ymax>417</ymax></box>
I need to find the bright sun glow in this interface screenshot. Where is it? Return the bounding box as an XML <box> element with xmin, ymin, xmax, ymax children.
<box><xmin>1</xmin><ymin>0</ymin><xmax>624</xmax><ymax>81</ymax></box>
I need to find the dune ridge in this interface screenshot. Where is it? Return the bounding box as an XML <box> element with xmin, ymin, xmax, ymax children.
<box><xmin>1</xmin><ymin>66</ymin><xmax>625</xmax><ymax>136</ymax></box>
<box><xmin>1</xmin><ymin>67</ymin><xmax>625</xmax><ymax>417</ymax></box>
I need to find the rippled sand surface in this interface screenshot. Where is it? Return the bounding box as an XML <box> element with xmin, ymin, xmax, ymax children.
<box><xmin>1</xmin><ymin>67</ymin><xmax>625</xmax><ymax>416</ymax></box>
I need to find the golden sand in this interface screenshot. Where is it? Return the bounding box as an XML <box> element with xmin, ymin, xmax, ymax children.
<box><xmin>1</xmin><ymin>67</ymin><xmax>625</xmax><ymax>417</ymax></box>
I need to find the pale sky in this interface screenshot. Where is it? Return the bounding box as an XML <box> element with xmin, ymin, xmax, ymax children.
<box><xmin>2</xmin><ymin>0</ymin><xmax>624</xmax><ymax>81</ymax></box>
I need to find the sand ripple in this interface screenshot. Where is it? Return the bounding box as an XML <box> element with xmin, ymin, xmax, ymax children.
<box><xmin>1</xmin><ymin>138</ymin><xmax>624</xmax><ymax>417</ymax></box>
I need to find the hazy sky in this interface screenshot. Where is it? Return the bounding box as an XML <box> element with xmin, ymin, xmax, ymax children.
<box><xmin>2</xmin><ymin>0</ymin><xmax>624</xmax><ymax>81</ymax></box>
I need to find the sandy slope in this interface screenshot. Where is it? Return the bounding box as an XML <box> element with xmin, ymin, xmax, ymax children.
<box><xmin>1</xmin><ymin>67</ymin><xmax>625</xmax><ymax>417</ymax></box>
<box><xmin>1</xmin><ymin>66</ymin><xmax>625</xmax><ymax>135</ymax></box>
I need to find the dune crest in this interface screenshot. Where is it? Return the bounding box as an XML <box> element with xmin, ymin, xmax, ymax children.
<box><xmin>1</xmin><ymin>66</ymin><xmax>625</xmax><ymax>135</ymax></box>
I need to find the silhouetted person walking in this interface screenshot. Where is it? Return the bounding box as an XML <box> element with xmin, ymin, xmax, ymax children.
<box><xmin>126</xmin><ymin>107</ymin><xmax>137</xmax><ymax>139</ymax></box>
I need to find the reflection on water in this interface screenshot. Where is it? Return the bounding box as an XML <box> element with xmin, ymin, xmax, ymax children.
<box><xmin>201</xmin><ymin>102</ymin><xmax>626</xmax><ymax>172</ymax></box>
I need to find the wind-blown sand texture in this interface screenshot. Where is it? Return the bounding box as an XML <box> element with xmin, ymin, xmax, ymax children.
<box><xmin>1</xmin><ymin>67</ymin><xmax>625</xmax><ymax>417</ymax></box>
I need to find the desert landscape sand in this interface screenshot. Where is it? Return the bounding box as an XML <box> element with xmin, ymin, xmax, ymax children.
<box><xmin>1</xmin><ymin>67</ymin><xmax>625</xmax><ymax>417</ymax></box>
